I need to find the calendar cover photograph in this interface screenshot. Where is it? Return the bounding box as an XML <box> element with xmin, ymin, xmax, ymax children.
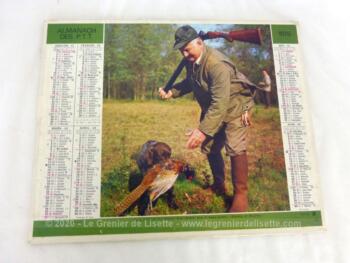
<box><xmin>101</xmin><ymin>23</ymin><xmax>289</xmax><ymax>217</ymax></box>
<box><xmin>31</xmin><ymin>22</ymin><xmax>323</xmax><ymax>243</ymax></box>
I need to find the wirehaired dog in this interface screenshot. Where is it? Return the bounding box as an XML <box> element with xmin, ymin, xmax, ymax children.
<box><xmin>131</xmin><ymin>140</ymin><xmax>194</xmax><ymax>215</ymax></box>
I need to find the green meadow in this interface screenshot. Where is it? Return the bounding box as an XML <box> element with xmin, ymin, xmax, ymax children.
<box><xmin>101</xmin><ymin>99</ymin><xmax>290</xmax><ymax>217</ymax></box>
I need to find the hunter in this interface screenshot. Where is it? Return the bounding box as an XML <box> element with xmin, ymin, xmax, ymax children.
<box><xmin>159</xmin><ymin>25</ymin><xmax>256</xmax><ymax>212</ymax></box>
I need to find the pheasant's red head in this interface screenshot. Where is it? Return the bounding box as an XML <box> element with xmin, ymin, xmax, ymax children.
<box><xmin>164</xmin><ymin>160</ymin><xmax>195</xmax><ymax>181</ymax></box>
<box><xmin>163</xmin><ymin>159</ymin><xmax>184</xmax><ymax>172</ymax></box>
<box><xmin>182</xmin><ymin>164</ymin><xmax>195</xmax><ymax>181</ymax></box>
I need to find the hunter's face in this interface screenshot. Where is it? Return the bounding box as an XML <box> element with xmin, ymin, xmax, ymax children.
<box><xmin>180</xmin><ymin>39</ymin><xmax>203</xmax><ymax>63</ymax></box>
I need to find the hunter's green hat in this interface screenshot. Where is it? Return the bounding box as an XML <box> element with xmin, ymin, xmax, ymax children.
<box><xmin>173</xmin><ymin>25</ymin><xmax>199</xmax><ymax>50</ymax></box>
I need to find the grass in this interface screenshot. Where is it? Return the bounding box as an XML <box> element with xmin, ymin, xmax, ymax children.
<box><xmin>101</xmin><ymin>99</ymin><xmax>290</xmax><ymax>217</ymax></box>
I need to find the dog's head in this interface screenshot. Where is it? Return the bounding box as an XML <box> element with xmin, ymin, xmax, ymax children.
<box><xmin>137</xmin><ymin>141</ymin><xmax>172</xmax><ymax>173</ymax></box>
<box><xmin>151</xmin><ymin>142</ymin><xmax>172</xmax><ymax>164</ymax></box>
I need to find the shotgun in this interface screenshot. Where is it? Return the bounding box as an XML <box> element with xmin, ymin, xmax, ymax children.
<box><xmin>163</xmin><ymin>28</ymin><xmax>263</xmax><ymax>92</ymax></box>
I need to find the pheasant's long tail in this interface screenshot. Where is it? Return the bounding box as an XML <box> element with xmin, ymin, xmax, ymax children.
<box><xmin>115</xmin><ymin>184</ymin><xmax>149</xmax><ymax>216</ymax></box>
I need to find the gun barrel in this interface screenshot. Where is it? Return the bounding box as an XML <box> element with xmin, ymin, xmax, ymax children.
<box><xmin>163</xmin><ymin>58</ymin><xmax>187</xmax><ymax>92</ymax></box>
<box><xmin>201</xmin><ymin>28</ymin><xmax>263</xmax><ymax>45</ymax></box>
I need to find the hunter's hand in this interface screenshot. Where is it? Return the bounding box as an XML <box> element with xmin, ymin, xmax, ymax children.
<box><xmin>186</xmin><ymin>128</ymin><xmax>206</xmax><ymax>149</ymax></box>
<box><xmin>158</xmin><ymin>87</ymin><xmax>173</xmax><ymax>99</ymax></box>
<box><xmin>241</xmin><ymin>111</ymin><xmax>252</xmax><ymax>127</ymax></box>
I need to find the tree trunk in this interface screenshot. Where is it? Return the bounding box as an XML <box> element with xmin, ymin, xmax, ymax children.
<box><xmin>107</xmin><ymin>70</ymin><xmax>111</xmax><ymax>99</ymax></box>
<box><xmin>133</xmin><ymin>80</ymin><xmax>138</xmax><ymax>100</ymax></box>
<box><xmin>140</xmin><ymin>73</ymin><xmax>146</xmax><ymax>101</ymax></box>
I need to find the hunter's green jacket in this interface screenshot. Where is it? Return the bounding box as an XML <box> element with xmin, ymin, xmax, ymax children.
<box><xmin>171</xmin><ymin>46</ymin><xmax>255</xmax><ymax>137</ymax></box>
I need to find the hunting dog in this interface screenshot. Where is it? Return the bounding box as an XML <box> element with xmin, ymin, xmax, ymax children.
<box><xmin>131</xmin><ymin>140</ymin><xmax>194</xmax><ymax>215</ymax></box>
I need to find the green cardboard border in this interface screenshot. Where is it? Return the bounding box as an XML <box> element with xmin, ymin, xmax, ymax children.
<box><xmin>271</xmin><ymin>25</ymin><xmax>298</xmax><ymax>44</ymax></box>
<box><xmin>33</xmin><ymin>210</ymin><xmax>322</xmax><ymax>237</ymax></box>
<box><xmin>47</xmin><ymin>24</ymin><xmax>103</xmax><ymax>44</ymax></box>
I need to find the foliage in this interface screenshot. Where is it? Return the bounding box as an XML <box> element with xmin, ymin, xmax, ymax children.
<box><xmin>104</xmin><ymin>24</ymin><xmax>277</xmax><ymax>104</ymax></box>
<box><xmin>104</xmin><ymin>24</ymin><xmax>183</xmax><ymax>100</ymax></box>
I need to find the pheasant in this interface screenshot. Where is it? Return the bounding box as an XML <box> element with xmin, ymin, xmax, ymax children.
<box><xmin>115</xmin><ymin>159</ymin><xmax>190</xmax><ymax>216</ymax></box>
